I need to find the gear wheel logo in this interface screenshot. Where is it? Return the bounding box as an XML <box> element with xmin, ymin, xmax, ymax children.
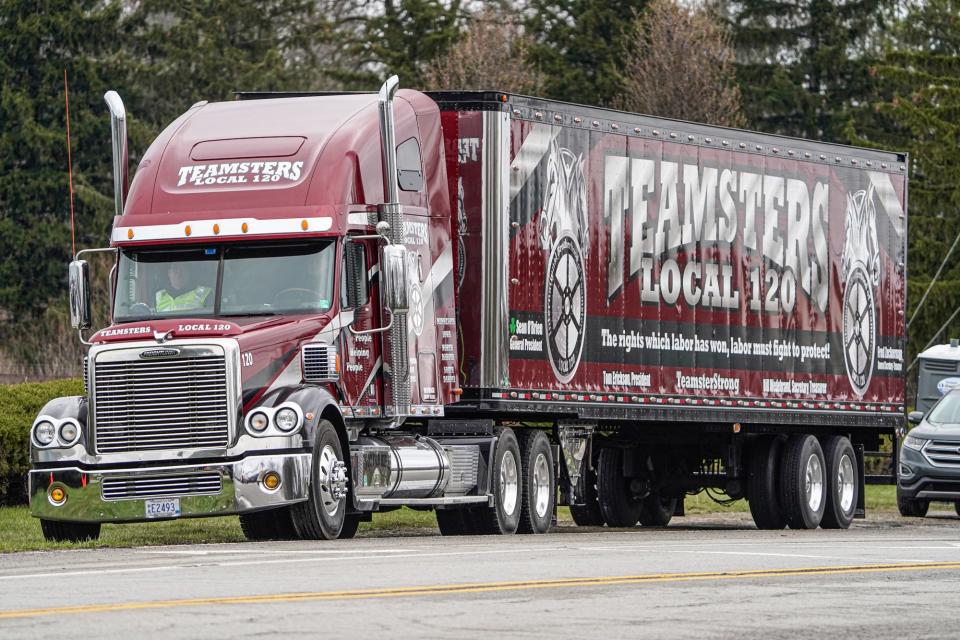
<box><xmin>840</xmin><ymin>185</ymin><xmax>880</xmax><ymax>397</ymax></box>
<box><xmin>544</xmin><ymin>234</ymin><xmax>585</xmax><ymax>382</ymax></box>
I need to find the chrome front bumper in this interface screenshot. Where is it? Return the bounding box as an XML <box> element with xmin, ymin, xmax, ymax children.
<box><xmin>29</xmin><ymin>452</ymin><xmax>311</xmax><ymax>523</ymax></box>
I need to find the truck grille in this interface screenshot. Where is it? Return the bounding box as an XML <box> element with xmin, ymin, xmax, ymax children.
<box><xmin>93</xmin><ymin>354</ymin><xmax>230</xmax><ymax>453</ymax></box>
<box><xmin>923</xmin><ymin>440</ymin><xmax>960</xmax><ymax>467</ymax></box>
<box><xmin>101</xmin><ymin>472</ymin><xmax>223</xmax><ymax>501</ymax></box>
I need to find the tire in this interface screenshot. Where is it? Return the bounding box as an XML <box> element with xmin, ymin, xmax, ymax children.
<box><xmin>896</xmin><ymin>488</ymin><xmax>929</xmax><ymax>517</ymax></box>
<box><xmin>955</xmin><ymin>501</ymin><xmax>960</xmax><ymax>518</ymax></box>
<box><xmin>779</xmin><ymin>434</ymin><xmax>827</xmax><ymax>529</ymax></box>
<box><xmin>638</xmin><ymin>493</ymin><xmax>676</xmax><ymax>527</ymax></box>
<box><xmin>569</xmin><ymin>456</ymin><xmax>605</xmax><ymax>527</ymax></box>
<box><xmin>820</xmin><ymin>436</ymin><xmax>858</xmax><ymax>529</ymax></box>
<box><xmin>517</xmin><ymin>430</ymin><xmax>555</xmax><ymax>534</ymax></box>
<box><xmin>339</xmin><ymin>514</ymin><xmax>362</xmax><ymax>539</ymax></box>
<box><xmin>748</xmin><ymin>436</ymin><xmax>787</xmax><ymax>530</ymax></box>
<box><xmin>239</xmin><ymin>506</ymin><xmax>299</xmax><ymax>541</ymax></box>
<box><xmin>596</xmin><ymin>447</ymin><xmax>642</xmax><ymax>527</ymax></box>
<box><xmin>290</xmin><ymin>419</ymin><xmax>350</xmax><ymax>540</ymax></box>
<box><xmin>471</xmin><ymin>427</ymin><xmax>522</xmax><ymax>535</ymax></box>
<box><xmin>40</xmin><ymin>519</ymin><xmax>101</xmax><ymax>543</ymax></box>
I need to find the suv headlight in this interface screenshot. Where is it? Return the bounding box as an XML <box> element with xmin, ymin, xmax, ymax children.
<box><xmin>904</xmin><ymin>435</ymin><xmax>928</xmax><ymax>451</ymax></box>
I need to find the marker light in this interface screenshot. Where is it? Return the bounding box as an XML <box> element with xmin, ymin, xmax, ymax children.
<box><xmin>127</xmin><ymin>228</ymin><xmax>134</xmax><ymax>240</ymax></box>
<box><xmin>49</xmin><ymin>486</ymin><xmax>67</xmax><ymax>505</ymax></box>
<box><xmin>301</xmin><ymin>219</ymin><xmax>308</xmax><ymax>231</ymax></box>
<box><xmin>249</xmin><ymin>411</ymin><xmax>269</xmax><ymax>433</ymax></box>
<box><xmin>241</xmin><ymin>222</ymin><xmax>249</xmax><ymax>233</ymax></box>
<box><xmin>213</xmin><ymin>223</ymin><xmax>220</xmax><ymax>235</ymax></box>
<box><xmin>185</xmin><ymin>224</ymin><xmax>192</xmax><ymax>236</ymax></box>
<box><xmin>33</xmin><ymin>421</ymin><xmax>56</xmax><ymax>446</ymax></box>
<box><xmin>263</xmin><ymin>472</ymin><xmax>281</xmax><ymax>491</ymax></box>
<box><xmin>275</xmin><ymin>408</ymin><xmax>299</xmax><ymax>432</ymax></box>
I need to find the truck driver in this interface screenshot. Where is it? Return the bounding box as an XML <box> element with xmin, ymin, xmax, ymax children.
<box><xmin>155</xmin><ymin>262</ymin><xmax>213</xmax><ymax>312</ymax></box>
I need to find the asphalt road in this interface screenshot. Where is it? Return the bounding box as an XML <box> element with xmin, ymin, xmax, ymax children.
<box><xmin>2</xmin><ymin>511</ymin><xmax>960</xmax><ymax>639</ymax></box>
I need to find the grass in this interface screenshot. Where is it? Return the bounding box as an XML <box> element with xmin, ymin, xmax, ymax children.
<box><xmin>0</xmin><ymin>485</ymin><xmax>904</xmax><ymax>554</ymax></box>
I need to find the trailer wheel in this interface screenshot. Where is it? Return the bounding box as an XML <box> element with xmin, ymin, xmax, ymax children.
<box><xmin>291</xmin><ymin>419</ymin><xmax>350</xmax><ymax>540</ymax></box>
<box><xmin>518</xmin><ymin>430</ymin><xmax>555</xmax><ymax>534</ymax></box>
<box><xmin>896</xmin><ymin>488</ymin><xmax>929</xmax><ymax>517</ymax></box>
<box><xmin>39</xmin><ymin>519</ymin><xmax>101</xmax><ymax>543</ymax></box>
<box><xmin>820</xmin><ymin>436</ymin><xmax>858</xmax><ymax>529</ymax></box>
<box><xmin>597</xmin><ymin>447</ymin><xmax>642</xmax><ymax>527</ymax></box>
<box><xmin>570</xmin><ymin>456</ymin><xmax>605</xmax><ymax>527</ymax></box>
<box><xmin>239</xmin><ymin>506</ymin><xmax>299</xmax><ymax>540</ymax></box>
<box><xmin>473</xmin><ymin>427</ymin><xmax>522</xmax><ymax>535</ymax></box>
<box><xmin>779</xmin><ymin>434</ymin><xmax>827</xmax><ymax>529</ymax></box>
<box><xmin>747</xmin><ymin>435</ymin><xmax>787</xmax><ymax>530</ymax></box>
<box><xmin>638</xmin><ymin>493</ymin><xmax>677</xmax><ymax>527</ymax></box>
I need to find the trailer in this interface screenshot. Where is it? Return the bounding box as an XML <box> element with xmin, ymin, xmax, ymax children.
<box><xmin>29</xmin><ymin>79</ymin><xmax>907</xmax><ymax>542</ymax></box>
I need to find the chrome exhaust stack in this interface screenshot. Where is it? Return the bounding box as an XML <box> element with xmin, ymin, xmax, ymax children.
<box><xmin>376</xmin><ymin>75</ymin><xmax>411</xmax><ymax>417</ymax></box>
<box><xmin>103</xmin><ymin>91</ymin><xmax>128</xmax><ymax>217</ymax></box>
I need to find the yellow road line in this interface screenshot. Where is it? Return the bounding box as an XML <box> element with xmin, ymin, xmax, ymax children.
<box><xmin>2</xmin><ymin>561</ymin><xmax>959</xmax><ymax>620</ymax></box>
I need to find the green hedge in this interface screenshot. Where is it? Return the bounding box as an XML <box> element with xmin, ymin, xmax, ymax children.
<box><xmin>0</xmin><ymin>379</ymin><xmax>82</xmax><ymax>505</ymax></box>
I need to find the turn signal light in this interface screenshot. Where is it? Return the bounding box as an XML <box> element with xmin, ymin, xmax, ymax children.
<box><xmin>263</xmin><ymin>472</ymin><xmax>281</xmax><ymax>490</ymax></box>
<box><xmin>49</xmin><ymin>486</ymin><xmax>67</xmax><ymax>505</ymax></box>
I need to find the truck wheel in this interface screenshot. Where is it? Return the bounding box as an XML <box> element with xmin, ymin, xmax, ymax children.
<box><xmin>597</xmin><ymin>447</ymin><xmax>642</xmax><ymax>527</ymax></box>
<box><xmin>570</xmin><ymin>457</ymin><xmax>605</xmax><ymax>527</ymax></box>
<box><xmin>779</xmin><ymin>434</ymin><xmax>827</xmax><ymax>529</ymax></box>
<box><xmin>340</xmin><ymin>514</ymin><xmax>362</xmax><ymax>539</ymax></box>
<box><xmin>518</xmin><ymin>430</ymin><xmax>555</xmax><ymax>534</ymax></box>
<box><xmin>40</xmin><ymin>519</ymin><xmax>101</xmax><ymax>543</ymax></box>
<box><xmin>239</xmin><ymin>506</ymin><xmax>299</xmax><ymax>540</ymax></box>
<box><xmin>291</xmin><ymin>419</ymin><xmax>350</xmax><ymax>540</ymax></box>
<box><xmin>896</xmin><ymin>488</ymin><xmax>929</xmax><ymax>517</ymax></box>
<box><xmin>748</xmin><ymin>436</ymin><xmax>787</xmax><ymax>530</ymax></box>
<box><xmin>955</xmin><ymin>502</ymin><xmax>960</xmax><ymax>518</ymax></box>
<box><xmin>473</xmin><ymin>427</ymin><xmax>522</xmax><ymax>534</ymax></box>
<box><xmin>638</xmin><ymin>493</ymin><xmax>677</xmax><ymax>527</ymax></box>
<box><xmin>820</xmin><ymin>436</ymin><xmax>858</xmax><ymax>529</ymax></box>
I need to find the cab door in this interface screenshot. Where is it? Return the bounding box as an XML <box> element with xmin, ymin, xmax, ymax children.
<box><xmin>337</xmin><ymin>239</ymin><xmax>382</xmax><ymax>415</ymax></box>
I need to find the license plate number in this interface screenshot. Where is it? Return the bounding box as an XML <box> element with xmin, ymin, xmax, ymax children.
<box><xmin>145</xmin><ymin>498</ymin><xmax>181</xmax><ymax>519</ymax></box>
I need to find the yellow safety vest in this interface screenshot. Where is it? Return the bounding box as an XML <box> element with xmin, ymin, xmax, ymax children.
<box><xmin>155</xmin><ymin>286</ymin><xmax>212</xmax><ymax>312</ymax></box>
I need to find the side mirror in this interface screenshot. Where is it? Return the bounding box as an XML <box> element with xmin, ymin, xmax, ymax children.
<box><xmin>381</xmin><ymin>245</ymin><xmax>409</xmax><ymax>313</ymax></box>
<box><xmin>908</xmin><ymin>411</ymin><xmax>924</xmax><ymax>425</ymax></box>
<box><xmin>69</xmin><ymin>260</ymin><xmax>91</xmax><ymax>329</ymax></box>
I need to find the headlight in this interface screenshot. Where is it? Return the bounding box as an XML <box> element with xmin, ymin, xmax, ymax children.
<box><xmin>904</xmin><ymin>435</ymin><xmax>927</xmax><ymax>451</ymax></box>
<box><xmin>248</xmin><ymin>411</ymin><xmax>269</xmax><ymax>433</ymax></box>
<box><xmin>58</xmin><ymin>421</ymin><xmax>80</xmax><ymax>445</ymax></box>
<box><xmin>275</xmin><ymin>407</ymin><xmax>299</xmax><ymax>432</ymax></box>
<box><xmin>33</xmin><ymin>421</ymin><xmax>56</xmax><ymax>446</ymax></box>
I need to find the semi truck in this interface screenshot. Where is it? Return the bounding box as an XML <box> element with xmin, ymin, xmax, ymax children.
<box><xmin>29</xmin><ymin>77</ymin><xmax>908</xmax><ymax>542</ymax></box>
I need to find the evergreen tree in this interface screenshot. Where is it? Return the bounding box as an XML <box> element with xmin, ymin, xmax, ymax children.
<box><xmin>0</xmin><ymin>0</ymin><xmax>125</xmax><ymax>318</ymax></box>
<box><xmin>720</xmin><ymin>0</ymin><xmax>893</xmax><ymax>140</ymax></box>
<box><xmin>347</xmin><ymin>0</ymin><xmax>467</xmax><ymax>90</ymax></box>
<box><xmin>525</xmin><ymin>0</ymin><xmax>650</xmax><ymax>106</ymax></box>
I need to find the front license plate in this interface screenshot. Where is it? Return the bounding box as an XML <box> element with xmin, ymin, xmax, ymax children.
<box><xmin>145</xmin><ymin>497</ymin><xmax>181</xmax><ymax>519</ymax></box>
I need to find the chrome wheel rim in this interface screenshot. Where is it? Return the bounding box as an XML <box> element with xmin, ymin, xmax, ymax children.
<box><xmin>533</xmin><ymin>452</ymin><xmax>551</xmax><ymax>518</ymax></box>
<box><xmin>317</xmin><ymin>445</ymin><xmax>342</xmax><ymax>517</ymax></box>
<box><xmin>838</xmin><ymin>454</ymin><xmax>856</xmax><ymax>513</ymax></box>
<box><xmin>500</xmin><ymin>450</ymin><xmax>519</xmax><ymax>516</ymax></box>
<box><xmin>805</xmin><ymin>454</ymin><xmax>824</xmax><ymax>513</ymax></box>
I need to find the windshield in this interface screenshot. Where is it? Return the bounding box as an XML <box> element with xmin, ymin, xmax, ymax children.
<box><xmin>926</xmin><ymin>391</ymin><xmax>960</xmax><ymax>426</ymax></box>
<box><xmin>113</xmin><ymin>242</ymin><xmax>336</xmax><ymax>322</ymax></box>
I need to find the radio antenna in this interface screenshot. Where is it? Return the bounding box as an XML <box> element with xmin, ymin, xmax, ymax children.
<box><xmin>64</xmin><ymin>69</ymin><xmax>76</xmax><ymax>258</ymax></box>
